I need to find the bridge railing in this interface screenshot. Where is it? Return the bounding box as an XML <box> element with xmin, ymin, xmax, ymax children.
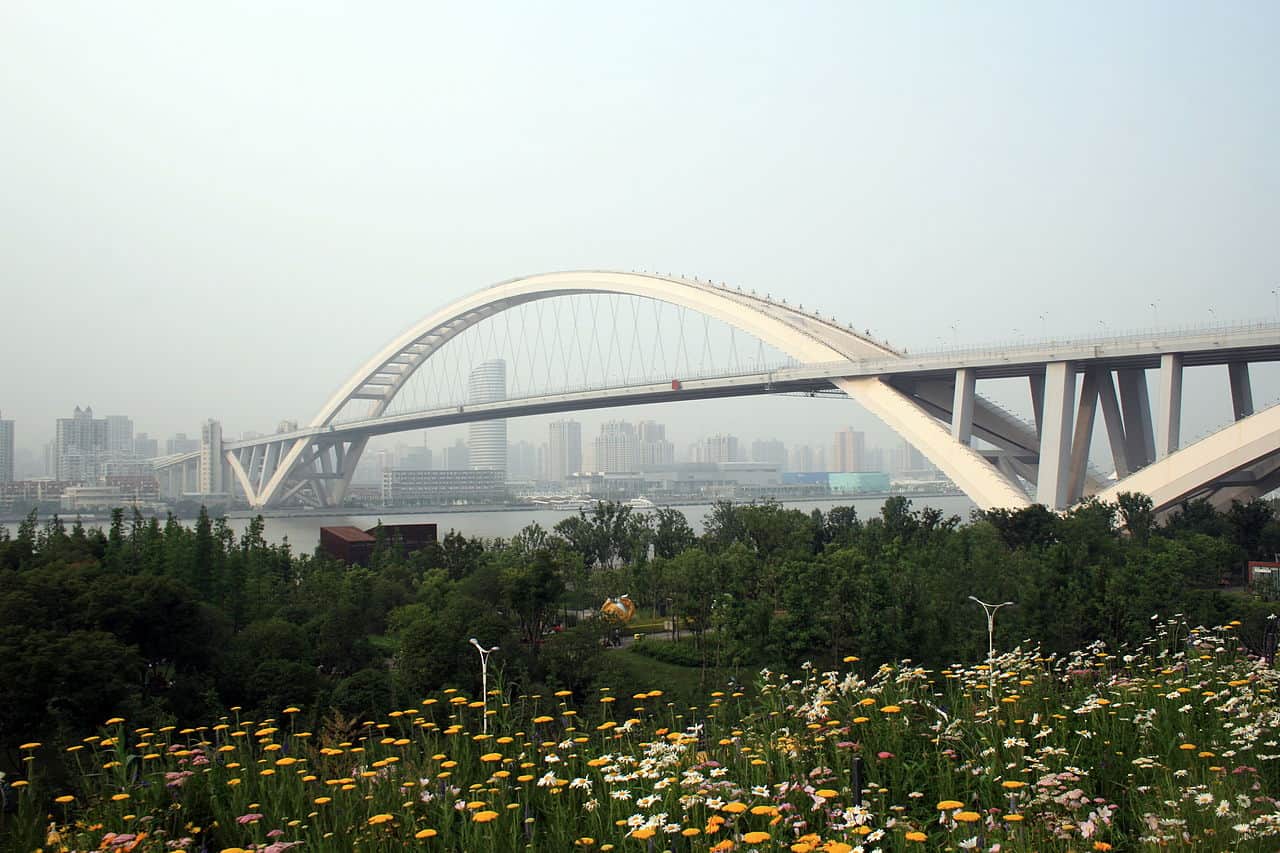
<box><xmin>330</xmin><ymin>357</ymin><xmax>811</xmax><ymax>425</ymax></box>
<box><xmin>900</xmin><ymin>318</ymin><xmax>1280</xmax><ymax>362</ymax></box>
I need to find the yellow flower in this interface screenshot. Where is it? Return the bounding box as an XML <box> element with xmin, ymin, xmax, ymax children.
<box><xmin>1001</xmin><ymin>780</ymin><xmax>1026</xmax><ymax>789</ymax></box>
<box><xmin>19</xmin><ymin>742</ymin><xmax>41</xmax><ymax>750</ymax></box>
<box><xmin>473</xmin><ymin>810</ymin><xmax>499</xmax><ymax>823</ymax></box>
<box><xmin>880</xmin><ymin>705</ymin><xmax>902</xmax><ymax>714</ymax></box>
<box><xmin>631</xmin><ymin>827</ymin><xmax>656</xmax><ymax>840</ymax></box>
<box><xmin>815</xmin><ymin>788</ymin><xmax>838</xmax><ymax>799</ymax></box>
<box><xmin>954</xmin><ymin>811</ymin><xmax>981</xmax><ymax>823</ymax></box>
<box><xmin>743</xmin><ymin>831</ymin><xmax>770</xmax><ymax>844</ymax></box>
<box><xmin>367</xmin><ymin>813</ymin><xmax>394</xmax><ymax>825</ymax></box>
<box><xmin>1002</xmin><ymin>814</ymin><xmax>1024</xmax><ymax>822</ymax></box>
<box><xmin>415</xmin><ymin>828</ymin><xmax>438</xmax><ymax>839</ymax></box>
<box><xmin>936</xmin><ymin>800</ymin><xmax>963</xmax><ymax>810</ymax></box>
<box><xmin>905</xmin><ymin>831</ymin><xmax>927</xmax><ymax>842</ymax></box>
<box><xmin>574</xmin><ymin>838</ymin><xmax>596</xmax><ymax>847</ymax></box>
<box><xmin>721</xmin><ymin>801</ymin><xmax>748</xmax><ymax>814</ymax></box>
<box><xmin>111</xmin><ymin>793</ymin><xmax>131</xmax><ymax>801</ymax></box>
<box><xmin>55</xmin><ymin>795</ymin><xmax>75</xmax><ymax>804</ymax></box>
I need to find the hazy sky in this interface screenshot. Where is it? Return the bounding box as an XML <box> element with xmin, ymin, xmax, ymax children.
<box><xmin>2</xmin><ymin>2</ymin><xmax>1277</xmax><ymax>462</ymax></box>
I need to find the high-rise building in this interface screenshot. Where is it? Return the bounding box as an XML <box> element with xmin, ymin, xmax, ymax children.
<box><xmin>507</xmin><ymin>440</ymin><xmax>540</xmax><ymax>480</ymax></box>
<box><xmin>442</xmin><ymin>439</ymin><xmax>470</xmax><ymax>471</ymax></box>
<box><xmin>54</xmin><ymin>406</ymin><xmax>108</xmax><ymax>482</ymax></box>
<box><xmin>750</xmin><ymin>438</ymin><xmax>787</xmax><ymax>470</ymax></box>
<box><xmin>594</xmin><ymin>420</ymin><xmax>639</xmax><ymax>472</ymax></box>
<box><xmin>693</xmin><ymin>433</ymin><xmax>739</xmax><ymax>464</ymax></box>
<box><xmin>832</xmin><ymin>428</ymin><xmax>866</xmax><ymax>473</ymax></box>
<box><xmin>397</xmin><ymin>444</ymin><xmax>433</xmax><ymax>471</ymax></box>
<box><xmin>166</xmin><ymin>433</ymin><xmax>200</xmax><ymax>455</ymax></box>
<box><xmin>789</xmin><ymin>443</ymin><xmax>827</xmax><ymax>473</ymax></box>
<box><xmin>105</xmin><ymin>415</ymin><xmax>134</xmax><ymax>454</ymax></box>
<box><xmin>890</xmin><ymin>439</ymin><xmax>935</xmax><ymax>478</ymax></box>
<box><xmin>548</xmin><ymin>419</ymin><xmax>582</xmax><ymax>482</ymax></box>
<box><xmin>467</xmin><ymin>360</ymin><xmax>507</xmax><ymax>473</ymax></box>
<box><xmin>637</xmin><ymin>420</ymin><xmax>675</xmax><ymax>468</ymax></box>
<box><xmin>133</xmin><ymin>432</ymin><xmax>159</xmax><ymax>459</ymax></box>
<box><xmin>199</xmin><ymin>419</ymin><xmax>224</xmax><ymax>495</ymax></box>
<box><xmin>0</xmin><ymin>412</ymin><xmax>13</xmax><ymax>483</ymax></box>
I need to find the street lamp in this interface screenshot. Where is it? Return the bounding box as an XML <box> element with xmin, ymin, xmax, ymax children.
<box><xmin>469</xmin><ymin>637</ymin><xmax>499</xmax><ymax>734</ymax></box>
<box><xmin>1149</xmin><ymin>302</ymin><xmax>1159</xmax><ymax>328</ymax></box>
<box><xmin>968</xmin><ymin>596</ymin><xmax>1014</xmax><ymax>692</ymax></box>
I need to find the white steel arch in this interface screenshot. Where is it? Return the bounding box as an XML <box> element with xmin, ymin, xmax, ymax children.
<box><xmin>235</xmin><ymin>271</ymin><xmax>1033</xmax><ymax>509</ymax></box>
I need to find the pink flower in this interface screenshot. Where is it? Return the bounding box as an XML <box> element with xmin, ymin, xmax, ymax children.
<box><xmin>236</xmin><ymin>813</ymin><xmax>264</xmax><ymax>824</ymax></box>
<box><xmin>877</xmin><ymin>751</ymin><xmax>894</xmax><ymax>759</ymax></box>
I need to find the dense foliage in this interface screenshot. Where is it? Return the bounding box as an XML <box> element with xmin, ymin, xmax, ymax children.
<box><xmin>1</xmin><ymin>495</ymin><xmax>1279</xmax><ymax>849</ymax></box>
<box><xmin>1</xmin><ymin>497</ymin><xmax>1278</xmax><ymax>760</ymax></box>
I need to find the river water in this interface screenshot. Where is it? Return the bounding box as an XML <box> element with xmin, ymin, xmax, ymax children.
<box><xmin>1</xmin><ymin>495</ymin><xmax>975</xmax><ymax>551</ymax></box>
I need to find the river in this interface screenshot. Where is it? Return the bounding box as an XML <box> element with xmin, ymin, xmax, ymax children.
<box><xmin>0</xmin><ymin>494</ymin><xmax>976</xmax><ymax>551</ymax></box>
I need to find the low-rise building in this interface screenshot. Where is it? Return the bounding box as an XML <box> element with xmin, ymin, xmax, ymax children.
<box><xmin>381</xmin><ymin>468</ymin><xmax>507</xmax><ymax>506</ymax></box>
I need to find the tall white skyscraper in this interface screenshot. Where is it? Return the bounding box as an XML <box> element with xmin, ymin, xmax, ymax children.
<box><xmin>0</xmin><ymin>412</ymin><xmax>13</xmax><ymax>483</ymax></box>
<box><xmin>200</xmin><ymin>419</ymin><xmax>224</xmax><ymax>495</ymax></box>
<box><xmin>548</xmin><ymin>419</ymin><xmax>582</xmax><ymax>482</ymax></box>
<box><xmin>467</xmin><ymin>359</ymin><xmax>507</xmax><ymax>473</ymax></box>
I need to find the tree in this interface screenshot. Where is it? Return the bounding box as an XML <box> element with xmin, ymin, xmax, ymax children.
<box><xmin>651</xmin><ymin>507</ymin><xmax>696</xmax><ymax>559</ymax></box>
<box><xmin>1116</xmin><ymin>492</ymin><xmax>1155</xmax><ymax>545</ymax></box>
<box><xmin>503</xmin><ymin>550</ymin><xmax>566</xmax><ymax>647</ymax></box>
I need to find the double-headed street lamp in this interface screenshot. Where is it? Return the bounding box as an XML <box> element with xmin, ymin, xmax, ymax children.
<box><xmin>469</xmin><ymin>637</ymin><xmax>499</xmax><ymax>734</ymax></box>
<box><xmin>968</xmin><ymin>596</ymin><xmax>1014</xmax><ymax>694</ymax></box>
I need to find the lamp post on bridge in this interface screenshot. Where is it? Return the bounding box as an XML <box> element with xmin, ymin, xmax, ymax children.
<box><xmin>469</xmin><ymin>638</ymin><xmax>499</xmax><ymax>734</ymax></box>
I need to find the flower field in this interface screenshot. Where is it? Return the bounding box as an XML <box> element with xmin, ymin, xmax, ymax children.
<box><xmin>7</xmin><ymin>619</ymin><xmax>1280</xmax><ymax>852</ymax></box>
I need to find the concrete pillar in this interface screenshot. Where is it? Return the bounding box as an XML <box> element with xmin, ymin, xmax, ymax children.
<box><xmin>1067</xmin><ymin>369</ymin><xmax>1099</xmax><ymax>502</ymax></box>
<box><xmin>1117</xmin><ymin>369</ymin><xmax>1155</xmax><ymax>470</ymax></box>
<box><xmin>1028</xmin><ymin>373</ymin><xmax>1045</xmax><ymax>438</ymax></box>
<box><xmin>952</xmin><ymin>368</ymin><xmax>976</xmax><ymax>446</ymax></box>
<box><xmin>1156</xmin><ymin>353</ymin><xmax>1183</xmax><ymax>459</ymax></box>
<box><xmin>1229</xmin><ymin>362</ymin><xmax>1254</xmax><ymax>421</ymax></box>
<box><xmin>1036</xmin><ymin>361</ymin><xmax>1076</xmax><ymax>509</ymax></box>
<box><xmin>1095</xmin><ymin>371</ymin><xmax>1130</xmax><ymax>478</ymax></box>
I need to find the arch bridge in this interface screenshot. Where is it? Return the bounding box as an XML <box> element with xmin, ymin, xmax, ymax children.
<box><xmin>156</xmin><ymin>271</ymin><xmax>1280</xmax><ymax>514</ymax></box>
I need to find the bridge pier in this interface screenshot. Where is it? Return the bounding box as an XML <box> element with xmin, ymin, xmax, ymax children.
<box><xmin>1118</xmin><ymin>369</ymin><xmax>1156</xmax><ymax>470</ymax></box>
<box><xmin>1036</xmin><ymin>361</ymin><xmax>1076</xmax><ymax>509</ymax></box>
<box><xmin>1156</xmin><ymin>353</ymin><xmax>1183</xmax><ymax>460</ymax></box>
<box><xmin>1229</xmin><ymin>362</ymin><xmax>1254</xmax><ymax>420</ymax></box>
<box><xmin>1067</xmin><ymin>368</ymin><xmax>1099</xmax><ymax>503</ymax></box>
